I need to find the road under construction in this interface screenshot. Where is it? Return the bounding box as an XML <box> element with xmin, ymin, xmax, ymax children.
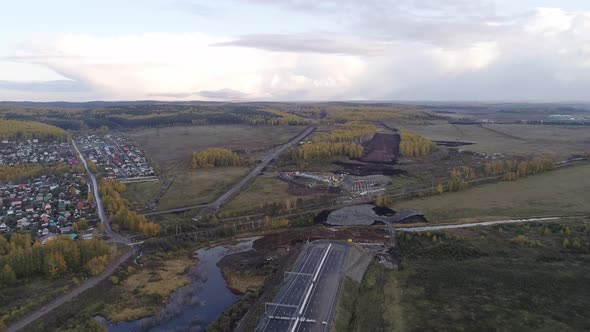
<box><xmin>257</xmin><ymin>241</ymin><xmax>347</xmax><ymax>332</ymax></box>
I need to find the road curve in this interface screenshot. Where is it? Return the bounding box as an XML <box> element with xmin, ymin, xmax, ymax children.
<box><xmin>7</xmin><ymin>141</ymin><xmax>136</xmax><ymax>332</ymax></box>
<box><xmin>72</xmin><ymin>140</ymin><xmax>130</xmax><ymax>244</ymax></box>
<box><xmin>145</xmin><ymin>125</ymin><xmax>316</xmax><ymax>216</ymax></box>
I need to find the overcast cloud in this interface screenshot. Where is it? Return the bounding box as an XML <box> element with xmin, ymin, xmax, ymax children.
<box><xmin>2</xmin><ymin>1</ymin><xmax>590</xmax><ymax>101</ymax></box>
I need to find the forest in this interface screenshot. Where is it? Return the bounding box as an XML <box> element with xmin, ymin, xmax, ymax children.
<box><xmin>99</xmin><ymin>180</ymin><xmax>160</xmax><ymax>237</ymax></box>
<box><xmin>191</xmin><ymin>148</ymin><xmax>246</xmax><ymax>169</ymax></box>
<box><xmin>399</xmin><ymin>129</ymin><xmax>437</xmax><ymax>157</ymax></box>
<box><xmin>0</xmin><ymin>120</ymin><xmax>69</xmax><ymax>142</ymax></box>
<box><xmin>285</xmin><ymin>121</ymin><xmax>372</xmax><ymax>164</ymax></box>
<box><xmin>0</xmin><ymin>234</ymin><xmax>113</xmax><ymax>285</ymax></box>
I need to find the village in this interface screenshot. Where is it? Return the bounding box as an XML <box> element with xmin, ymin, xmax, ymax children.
<box><xmin>76</xmin><ymin>133</ymin><xmax>156</xmax><ymax>181</ymax></box>
<box><xmin>0</xmin><ymin>172</ymin><xmax>98</xmax><ymax>243</ymax></box>
<box><xmin>0</xmin><ymin>140</ymin><xmax>78</xmax><ymax>166</ymax></box>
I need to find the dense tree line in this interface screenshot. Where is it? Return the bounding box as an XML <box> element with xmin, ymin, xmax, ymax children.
<box><xmin>323</xmin><ymin>121</ymin><xmax>376</xmax><ymax>144</ymax></box>
<box><xmin>190</xmin><ymin>148</ymin><xmax>246</xmax><ymax>169</ymax></box>
<box><xmin>0</xmin><ymin>234</ymin><xmax>112</xmax><ymax>285</ymax></box>
<box><xmin>321</xmin><ymin>106</ymin><xmax>442</xmax><ymax>122</ymax></box>
<box><xmin>285</xmin><ymin>122</ymin><xmax>372</xmax><ymax>164</ymax></box>
<box><xmin>483</xmin><ymin>156</ymin><xmax>555</xmax><ymax>181</ymax></box>
<box><xmin>99</xmin><ymin>180</ymin><xmax>160</xmax><ymax>237</ymax></box>
<box><xmin>288</xmin><ymin>141</ymin><xmax>363</xmax><ymax>163</ymax></box>
<box><xmin>86</xmin><ymin>107</ymin><xmax>307</xmax><ymax>129</ymax></box>
<box><xmin>0</xmin><ymin>163</ymin><xmax>85</xmax><ymax>182</ymax></box>
<box><xmin>399</xmin><ymin>129</ymin><xmax>437</xmax><ymax>157</ymax></box>
<box><xmin>0</xmin><ymin>120</ymin><xmax>69</xmax><ymax>142</ymax></box>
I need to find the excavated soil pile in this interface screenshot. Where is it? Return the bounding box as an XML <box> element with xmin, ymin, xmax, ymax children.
<box><xmin>361</xmin><ymin>133</ymin><xmax>400</xmax><ymax>163</ymax></box>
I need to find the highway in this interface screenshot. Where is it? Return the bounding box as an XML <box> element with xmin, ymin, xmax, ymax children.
<box><xmin>144</xmin><ymin>125</ymin><xmax>315</xmax><ymax>216</ymax></box>
<box><xmin>258</xmin><ymin>242</ymin><xmax>347</xmax><ymax>332</ymax></box>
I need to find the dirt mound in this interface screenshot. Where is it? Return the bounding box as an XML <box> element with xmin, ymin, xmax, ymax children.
<box><xmin>326</xmin><ymin>204</ymin><xmax>385</xmax><ymax>226</ymax></box>
<box><xmin>253</xmin><ymin>227</ymin><xmax>388</xmax><ymax>250</ymax></box>
<box><xmin>361</xmin><ymin>133</ymin><xmax>400</xmax><ymax>163</ymax></box>
<box><xmin>389</xmin><ymin>209</ymin><xmax>427</xmax><ymax>224</ymax></box>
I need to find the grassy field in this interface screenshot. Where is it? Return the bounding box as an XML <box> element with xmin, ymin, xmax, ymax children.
<box><xmin>0</xmin><ymin>278</ymin><xmax>71</xmax><ymax>326</ymax></box>
<box><xmin>157</xmin><ymin>167</ymin><xmax>249</xmax><ymax>210</ymax></box>
<box><xmin>124</xmin><ymin>125</ymin><xmax>305</xmax><ymax>211</ymax></box>
<box><xmin>395</xmin><ymin>164</ymin><xmax>590</xmax><ymax>223</ymax></box>
<box><xmin>125</xmin><ymin>181</ymin><xmax>161</xmax><ymax>210</ymax></box>
<box><xmin>24</xmin><ymin>250</ymin><xmax>198</xmax><ymax>332</ymax></box>
<box><xmin>220</xmin><ymin>174</ymin><xmax>322</xmax><ymax>214</ymax></box>
<box><xmin>103</xmin><ymin>255</ymin><xmax>194</xmax><ymax>322</ymax></box>
<box><xmin>396</xmin><ymin>121</ymin><xmax>590</xmax><ymax>157</ymax></box>
<box><xmin>126</xmin><ymin>125</ymin><xmax>304</xmax><ymax>170</ymax></box>
<box><xmin>335</xmin><ymin>218</ymin><xmax>590</xmax><ymax>331</ymax></box>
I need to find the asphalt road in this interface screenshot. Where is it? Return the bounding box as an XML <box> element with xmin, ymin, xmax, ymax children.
<box><xmin>7</xmin><ymin>141</ymin><xmax>138</xmax><ymax>332</ymax></box>
<box><xmin>144</xmin><ymin>125</ymin><xmax>316</xmax><ymax>216</ymax></box>
<box><xmin>73</xmin><ymin>140</ymin><xmax>130</xmax><ymax>244</ymax></box>
<box><xmin>7</xmin><ymin>248</ymin><xmax>136</xmax><ymax>332</ymax></box>
<box><xmin>258</xmin><ymin>242</ymin><xmax>347</xmax><ymax>332</ymax></box>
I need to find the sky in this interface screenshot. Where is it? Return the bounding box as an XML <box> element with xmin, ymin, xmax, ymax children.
<box><xmin>2</xmin><ymin>0</ymin><xmax>590</xmax><ymax>102</ymax></box>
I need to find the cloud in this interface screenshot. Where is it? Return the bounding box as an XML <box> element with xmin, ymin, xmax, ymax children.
<box><xmin>5</xmin><ymin>5</ymin><xmax>590</xmax><ymax>101</ymax></box>
<box><xmin>214</xmin><ymin>34</ymin><xmax>384</xmax><ymax>56</ymax></box>
<box><xmin>197</xmin><ymin>89</ymin><xmax>248</xmax><ymax>100</ymax></box>
<box><xmin>0</xmin><ymin>80</ymin><xmax>89</xmax><ymax>93</ymax></box>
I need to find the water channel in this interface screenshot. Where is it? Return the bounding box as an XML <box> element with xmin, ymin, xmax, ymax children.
<box><xmin>97</xmin><ymin>237</ymin><xmax>258</xmax><ymax>331</ymax></box>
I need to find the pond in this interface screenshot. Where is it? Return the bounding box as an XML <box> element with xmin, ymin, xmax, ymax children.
<box><xmin>97</xmin><ymin>237</ymin><xmax>258</xmax><ymax>331</ymax></box>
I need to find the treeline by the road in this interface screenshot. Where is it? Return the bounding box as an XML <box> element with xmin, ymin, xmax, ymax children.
<box><xmin>0</xmin><ymin>163</ymin><xmax>85</xmax><ymax>182</ymax></box>
<box><xmin>190</xmin><ymin>148</ymin><xmax>247</xmax><ymax>169</ymax></box>
<box><xmin>0</xmin><ymin>120</ymin><xmax>70</xmax><ymax>142</ymax></box>
<box><xmin>483</xmin><ymin>156</ymin><xmax>556</xmax><ymax>181</ymax></box>
<box><xmin>0</xmin><ymin>234</ymin><xmax>113</xmax><ymax>285</ymax></box>
<box><xmin>99</xmin><ymin>180</ymin><xmax>160</xmax><ymax>237</ymax></box>
<box><xmin>399</xmin><ymin>129</ymin><xmax>437</xmax><ymax>157</ymax></box>
<box><xmin>442</xmin><ymin>155</ymin><xmax>557</xmax><ymax>192</ymax></box>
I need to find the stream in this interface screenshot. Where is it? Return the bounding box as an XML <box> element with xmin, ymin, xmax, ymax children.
<box><xmin>97</xmin><ymin>237</ymin><xmax>258</xmax><ymax>331</ymax></box>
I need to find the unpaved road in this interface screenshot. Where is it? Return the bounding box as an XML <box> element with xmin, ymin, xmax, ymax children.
<box><xmin>144</xmin><ymin>125</ymin><xmax>316</xmax><ymax>216</ymax></box>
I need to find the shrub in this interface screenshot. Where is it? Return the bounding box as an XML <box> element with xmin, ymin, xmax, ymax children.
<box><xmin>109</xmin><ymin>276</ymin><xmax>119</xmax><ymax>285</ymax></box>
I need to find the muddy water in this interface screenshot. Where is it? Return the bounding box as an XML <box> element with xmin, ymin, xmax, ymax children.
<box><xmin>98</xmin><ymin>237</ymin><xmax>259</xmax><ymax>332</ymax></box>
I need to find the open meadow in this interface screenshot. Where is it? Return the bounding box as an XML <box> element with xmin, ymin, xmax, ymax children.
<box><xmin>395</xmin><ymin>163</ymin><xmax>590</xmax><ymax>223</ymax></box>
<box><xmin>123</xmin><ymin>125</ymin><xmax>305</xmax><ymax>211</ymax></box>
<box><xmin>126</xmin><ymin>125</ymin><xmax>304</xmax><ymax>170</ymax></box>
<box><xmin>335</xmin><ymin>217</ymin><xmax>590</xmax><ymax>331</ymax></box>
<box><xmin>396</xmin><ymin>121</ymin><xmax>590</xmax><ymax>157</ymax></box>
<box><xmin>220</xmin><ymin>174</ymin><xmax>324</xmax><ymax>215</ymax></box>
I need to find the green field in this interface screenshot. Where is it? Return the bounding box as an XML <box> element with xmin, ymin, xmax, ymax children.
<box><xmin>335</xmin><ymin>218</ymin><xmax>590</xmax><ymax>331</ymax></box>
<box><xmin>158</xmin><ymin>167</ymin><xmax>249</xmax><ymax>210</ymax></box>
<box><xmin>125</xmin><ymin>181</ymin><xmax>161</xmax><ymax>210</ymax></box>
<box><xmin>396</xmin><ymin>121</ymin><xmax>590</xmax><ymax>157</ymax></box>
<box><xmin>221</xmin><ymin>174</ymin><xmax>322</xmax><ymax>214</ymax></box>
<box><xmin>124</xmin><ymin>125</ymin><xmax>304</xmax><ymax>211</ymax></box>
<box><xmin>395</xmin><ymin>164</ymin><xmax>590</xmax><ymax>223</ymax></box>
<box><xmin>127</xmin><ymin>125</ymin><xmax>304</xmax><ymax>170</ymax></box>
